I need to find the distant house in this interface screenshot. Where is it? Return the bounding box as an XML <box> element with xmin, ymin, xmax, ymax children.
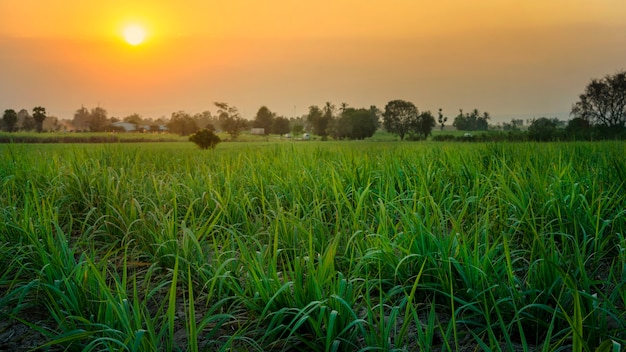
<box><xmin>250</xmin><ymin>128</ymin><xmax>265</xmax><ymax>135</ymax></box>
<box><xmin>110</xmin><ymin>121</ymin><xmax>168</xmax><ymax>132</ymax></box>
<box><xmin>111</xmin><ymin>121</ymin><xmax>137</xmax><ymax>132</ymax></box>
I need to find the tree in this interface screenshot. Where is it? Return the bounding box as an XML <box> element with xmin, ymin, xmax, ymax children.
<box><xmin>18</xmin><ymin>109</ymin><xmax>34</xmax><ymax>131</ymax></box>
<box><xmin>453</xmin><ymin>108</ymin><xmax>490</xmax><ymax>131</ymax></box>
<box><xmin>571</xmin><ymin>70</ymin><xmax>626</xmax><ymax>137</ymax></box>
<box><xmin>253</xmin><ymin>106</ymin><xmax>275</xmax><ymax>135</ymax></box>
<box><xmin>437</xmin><ymin>108</ymin><xmax>447</xmax><ymax>131</ymax></box>
<box><xmin>2</xmin><ymin>109</ymin><xmax>18</xmax><ymax>132</ymax></box>
<box><xmin>189</xmin><ymin>129</ymin><xmax>221</xmax><ymax>149</ymax></box>
<box><xmin>383</xmin><ymin>100</ymin><xmax>419</xmax><ymax>140</ymax></box>
<box><xmin>167</xmin><ymin>111</ymin><xmax>200</xmax><ymax>136</ymax></box>
<box><xmin>528</xmin><ymin>117</ymin><xmax>559</xmax><ymax>141</ymax></box>
<box><xmin>292</xmin><ymin>123</ymin><xmax>304</xmax><ymax>136</ymax></box>
<box><xmin>332</xmin><ymin>107</ymin><xmax>379</xmax><ymax>140</ymax></box>
<box><xmin>307</xmin><ymin>103</ymin><xmax>334</xmax><ymax>138</ymax></box>
<box><xmin>194</xmin><ymin>111</ymin><xmax>216</xmax><ymax>130</ymax></box>
<box><xmin>124</xmin><ymin>113</ymin><xmax>143</xmax><ymax>124</ymax></box>
<box><xmin>414</xmin><ymin>110</ymin><xmax>436</xmax><ymax>139</ymax></box>
<box><xmin>306</xmin><ymin>105</ymin><xmax>324</xmax><ymax>136</ymax></box>
<box><xmin>215</xmin><ymin>102</ymin><xmax>247</xmax><ymax>139</ymax></box>
<box><xmin>73</xmin><ymin>106</ymin><xmax>90</xmax><ymax>131</ymax></box>
<box><xmin>565</xmin><ymin>117</ymin><xmax>592</xmax><ymax>140</ymax></box>
<box><xmin>32</xmin><ymin>106</ymin><xmax>47</xmax><ymax>133</ymax></box>
<box><xmin>89</xmin><ymin>106</ymin><xmax>109</xmax><ymax>132</ymax></box>
<box><xmin>272</xmin><ymin>116</ymin><xmax>290</xmax><ymax>135</ymax></box>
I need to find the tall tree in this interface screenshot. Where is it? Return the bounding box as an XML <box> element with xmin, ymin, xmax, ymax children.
<box><xmin>253</xmin><ymin>106</ymin><xmax>275</xmax><ymax>135</ymax></box>
<box><xmin>2</xmin><ymin>109</ymin><xmax>18</xmax><ymax>132</ymax></box>
<box><xmin>18</xmin><ymin>109</ymin><xmax>34</xmax><ymax>131</ymax></box>
<box><xmin>571</xmin><ymin>70</ymin><xmax>626</xmax><ymax>136</ymax></box>
<box><xmin>306</xmin><ymin>105</ymin><xmax>326</xmax><ymax>137</ymax></box>
<box><xmin>32</xmin><ymin>106</ymin><xmax>47</xmax><ymax>133</ymax></box>
<box><xmin>383</xmin><ymin>100</ymin><xmax>419</xmax><ymax>140</ymax></box>
<box><xmin>215</xmin><ymin>102</ymin><xmax>247</xmax><ymax>139</ymax></box>
<box><xmin>73</xmin><ymin>106</ymin><xmax>90</xmax><ymax>131</ymax></box>
<box><xmin>89</xmin><ymin>106</ymin><xmax>109</xmax><ymax>132</ymax></box>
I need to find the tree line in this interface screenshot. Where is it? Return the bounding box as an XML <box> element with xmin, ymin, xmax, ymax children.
<box><xmin>3</xmin><ymin>70</ymin><xmax>625</xmax><ymax>141</ymax></box>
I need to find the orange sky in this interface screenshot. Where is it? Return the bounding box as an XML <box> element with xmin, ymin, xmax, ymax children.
<box><xmin>1</xmin><ymin>1</ymin><xmax>625</xmax><ymax>122</ymax></box>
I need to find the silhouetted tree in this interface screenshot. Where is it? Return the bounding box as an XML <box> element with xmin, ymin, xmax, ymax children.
<box><xmin>571</xmin><ymin>70</ymin><xmax>626</xmax><ymax>137</ymax></box>
<box><xmin>453</xmin><ymin>108</ymin><xmax>490</xmax><ymax>131</ymax></box>
<box><xmin>383</xmin><ymin>100</ymin><xmax>419</xmax><ymax>140</ymax></box>
<box><xmin>167</xmin><ymin>111</ymin><xmax>200</xmax><ymax>136</ymax></box>
<box><xmin>565</xmin><ymin>117</ymin><xmax>592</xmax><ymax>140</ymax></box>
<box><xmin>528</xmin><ymin>117</ymin><xmax>559</xmax><ymax>141</ymax></box>
<box><xmin>253</xmin><ymin>106</ymin><xmax>275</xmax><ymax>135</ymax></box>
<box><xmin>189</xmin><ymin>129</ymin><xmax>221</xmax><ymax>149</ymax></box>
<box><xmin>18</xmin><ymin>109</ymin><xmax>34</xmax><ymax>131</ymax></box>
<box><xmin>124</xmin><ymin>113</ymin><xmax>143</xmax><ymax>124</ymax></box>
<box><xmin>272</xmin><ymin>116</ymin><xmax>290</xmax><ymax>135</ymax></box>
<box><xmin>72</xmin><ymin>106</ymin><xmax>90</xmax><ymax>131</ymax></box>
<box><xmin>89</xmin><ymin>106</ymin><xmax>109</xmax><ymax>132</ymax></box>
<box><xmin>307</xmin><ymin>105</ymin><xmax>332</xmax><ymax>137</ymax></box>
<box><xmin>2</xmin><ymin>109</ymin><xmax>18</xmax><ymax>132</ymax></box>
<box><xmin>415</xmin><ymin>110</ymin><xmax>436</xmax><ymax>139</ymax></box>
<box><xmin>32</xmin><ymin>106</ymin><xmax>46</xmax><ymax>133</ymax></box>
<box><xmin>437</xmin><ymin>108</ymin><xmax>447</xmax><ymax>131</ymax></box>
<box><xmin>332</xmin><ymin>107</ymin><xmax>379</xmax><ymax>140</ymax></box>
<box><xmin>215</xmin><ymin>102</ymin><xmax>247</xmax><ymax>139</ymax></box>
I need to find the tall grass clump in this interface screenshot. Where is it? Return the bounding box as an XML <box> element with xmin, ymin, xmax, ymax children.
<box><xmin>0</xmin><ymin>140</ymin><xmax>624</xmax><ymax>351</ymax></box>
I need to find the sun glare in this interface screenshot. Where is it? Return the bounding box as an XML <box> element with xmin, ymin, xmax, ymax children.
<box><xmin>123</xmin><ymin>25</ymin><xmax>145</xmax><ymax>45</ymax></box>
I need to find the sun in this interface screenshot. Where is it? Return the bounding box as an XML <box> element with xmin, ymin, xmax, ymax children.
<box><xmin>123</xmin><ymin>25</ymin><xmax>146</xmax><ymax>45</ymax></box>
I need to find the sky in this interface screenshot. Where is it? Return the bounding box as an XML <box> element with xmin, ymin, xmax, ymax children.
<box><xmin>1</xmin><ymin>0</ymin><xmax>625</xmax><ymax>123</ymax></box>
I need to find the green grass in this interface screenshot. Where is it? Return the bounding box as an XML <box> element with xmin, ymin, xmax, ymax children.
<box><xmin>0</xmin><ymin>140</ymin><xmax>625</xmax><ymax>351</ymax></box>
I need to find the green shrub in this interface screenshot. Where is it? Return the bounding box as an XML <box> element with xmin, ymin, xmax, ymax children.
<box><xmin>189</xmin><ymin>128</ymin><xmax>221</xmax><ymax>149</ymax></box>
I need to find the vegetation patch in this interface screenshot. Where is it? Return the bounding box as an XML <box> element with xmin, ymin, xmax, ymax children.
<box><xmin>1</xmin><ymin>141</ymin><xmax>625</xmax><ymax>351</ymax></box>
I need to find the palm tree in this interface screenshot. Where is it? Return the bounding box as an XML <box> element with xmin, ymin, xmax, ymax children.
<box><xmin>32</xmin><ymin>106</ymin><xmax>47</xmax><ymax>133</ymax></box>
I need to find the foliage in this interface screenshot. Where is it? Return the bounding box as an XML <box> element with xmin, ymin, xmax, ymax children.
<box><xmin>528</xmin><ymin>117</ymin><xmax>560</xmax><ymax>141</ymax></box>
<box><xmin>414</xmin><ymin>109</ymin><xmax>436</xmax><ymax>139</ymax></box>
<box><xmin>215</xmin><ymin>102</ymin><xmax>247</xmax><ymax>139</ymax></box>
<box><xmin>88</xmin><ymin>106</ymin><xmax>109</xmax><ymax>132</ymax></box>
<box><xmin>437</xmin><ymin>108</ymin><xmax>447</xmax><ymax>131</ymax></box>
<box><xmin>331</xmin><ymin>106</ymin><xmax>379</xmax><ymax>140</ymax></box>
<box><xmin>1</xmin><ymin>141</ymin><xmax>625</xmax><ymax>351</ymax></box>
<box><xmin>383</xmin><ymin>100</ymin><xmax>433</xmax><ymax>140</ymax></box>
<box><xmin>565</xmin><ymin>117</ymin><xmax>592</xmax><ymax>140</ymax></box>
<box><xmin>189</xmin><ymin>128</ymin><xmax>222</xmax><ymax>149</ymax></box>
<box><xmin>253</xmin><ymin>106</ymin><xmax>275</xmax><ymax>135</ymax></box>
<box><xmin>382</xmin><ymin>99</ymin><xmax>419</xmax><ymax>140</ymax></box>
<box><xmin>17</xmin><ymin>109</ymin><xmax>34</xmax><ymax>131</ymax></box>
<box><xmin>71</xmin><ymin>106</ymin><xmax>112</xmax><ymax>132</ymax></box>
<box><xmin>271</xmin><ymin>116</ymin><xmax>290</xmax><ymax>135</ymax></box>
<box><xmin>2</xmin><ymin>109</ymin><xmax>18</xmax><ymax>132</ymax></box>
<box><xmin>307</xmin><ymin>103</ymin><xmax>334</xmax><ymax>138</ymax></box>
<box><xmin>32</xmin><ymin>106</ymin><xmax>47</xmax><ymax>133</ymax></box>
<box><xmin>452</xmin><ymin>108</ymin><xmax>490</xmax><ymax>131</ymax></box>
<box><xmin>571</xmin><ymin>70</ymin><xmax>626</xmax><ymax>135</ymax></box>
<box><xmin>166</xmin><ymin>111</ymin><xmax>200</xmax><ymax>136</ymax></box>
<box><xmin>502</xmin><ymin>118</ymin><xmax>524</xmax><ymax>131</ymax></box>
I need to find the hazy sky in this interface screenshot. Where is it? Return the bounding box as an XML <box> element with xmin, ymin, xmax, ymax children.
<box><xmin>1</xmin><ymin>1</ymin><xmax>625</xmax><ymax>122</ymax></box>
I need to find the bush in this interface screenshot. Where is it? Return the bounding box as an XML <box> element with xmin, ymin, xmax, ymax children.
<box><xmin>189</xmin><ymin>129</ymin><xmax>221</xmax><ymax>149</ymax></box>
